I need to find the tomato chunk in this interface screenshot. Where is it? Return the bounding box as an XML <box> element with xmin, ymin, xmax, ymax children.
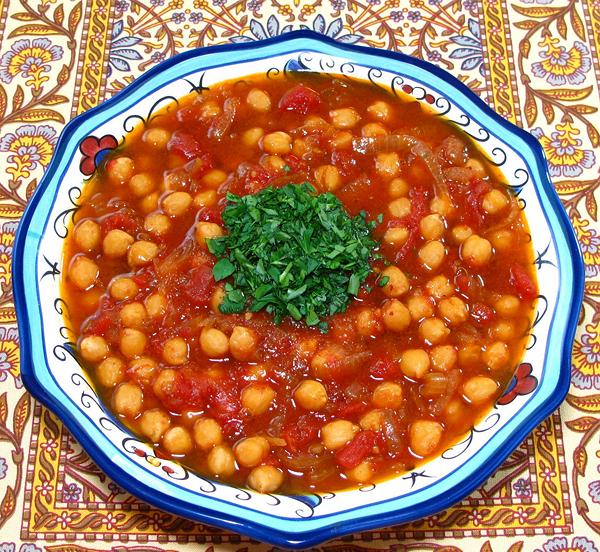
<box><xmin>471</xmin><ymin>302</ymin><xmax>495</xmax><ymax>325</ymax></box>
<box><xmin>168</xmin><ymin>131</ymin><xmax>204</xmax><ymax>160</ymax></box>
<box><xmin>184</xmin><ymin>265</ymin><xmax>215</xmax><ymax>305</ymax></box>
<box><xmin>509</xmin><ymin>263</ymin><xmax>537</xmax><ymax>300</ymax></box>
<box><xmin>279</xmin><ymin>85</ymin><xmax>321</xmax><ymax>115</ymax></box>
<box><xmin>335</xmin><ymin>431</ymin><xmax>376</xmax><ymax>469</ymax></box>
<box><xmin>284</xmin><ymin>418</ymin><xmax>319</xmax><ymax>452</ymax></box>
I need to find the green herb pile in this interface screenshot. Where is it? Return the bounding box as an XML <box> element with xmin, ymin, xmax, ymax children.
<box><xmin>207</xmin><ymin>183</ymin><xmax>379</xmax><ymax>331</ymax></box>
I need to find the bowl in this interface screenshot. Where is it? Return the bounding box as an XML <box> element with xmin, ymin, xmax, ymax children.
<box><xmin>13</xmin><ymin>31</ymin><xmax>584</xmax><ymax>548</ymax></box>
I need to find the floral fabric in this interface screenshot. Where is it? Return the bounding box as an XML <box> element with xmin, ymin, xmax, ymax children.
<box><xmin>0</xmin><ymin>0</ymin><xmax>598</xmax><ymax>550</ymax></box>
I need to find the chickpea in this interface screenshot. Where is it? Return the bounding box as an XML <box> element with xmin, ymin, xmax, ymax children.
<box><xmin>262</xmin><ymin>154</ymin><xmax>286</xmax><ymax>171</ymax></box>
<box><xmin>461</xmin><ymin>234</ymin><xmax>493</xmax><ymax>267</ymax></box>
<box><xmin>330</xmin><ymin>107</ymin><xmax>360</xmax><ymax>129</ymax></box>
<box><xmin>140</xmin><ymin>192</ymin><xmax>159</xmax><ymax>214</ymax></box>
<box><xmin>356</xmin><ymin>308</ymin><xmax>383</xmax><ymax>337</ymax></box>
<box><xmin>362</xmin><ymin>122</ymin><xmax>388</xmax><ymax>137</ymax></box>
<box><xmin>210</xmin><ymin>286</ymin><xmax>225</xmax><ymax>313</ymax></box>
<box><xmin>410</xmin><ymin>420</ymin><xmax>443</xmax><ymax>457</ymax></box>
<box><xmin>430</xmin><ymin>345</ymin><xmax>457</xmax><ymax>372</ymax></box>
<box><xmin>430</xmin><ymin>195</ymin><xmax>453</xmax><ymax>216</ymax></box>
<box><xmin>68</xmin><ymin>256</ymin><xmax>99</xmax><ymax>290</ymax></box>
<box><xmin>451</xmin><ymin>224</ymin><xmax>473</xmax><ymax>244</ymax></box>
<box><xmin>110</xmin><ymin>277</ymin><xmax>138</xmax><ymax>300</ymax></box>
<box><xmin>400</xmin><ymin>349</ymin><xmax>430</xmax><ymax>379</ymax></box>
<box><xmin>200</xmin><ymin>327</ymin><xmax>229</xmax><ymax>358</ymax></box>
<box><xmin>128</xmin><ymin>240</ymin><xmax>158</xmax><ymax>268</ymax></box>
<box><xmin>162</xmin><ymin>337</ymin><xmax>188</xmax><ymax>365</ymax></box>
<box><xmin>495</xmin><ymin>295</ymin><xmax>520</xmax><ymax>317</ymax></box>
<box><xmin>112</xmin><ymin>382</ymin><xmax>143</xmax><ymax>418</ymax></box>
<box><xmin>144</xmin><ymin>213</ymin><xmax>171</xmax><ymax>236</ymax></box>
<box><xmin>152</xmin><ymin>368</ymin><xmax>177</xmax><ymax>400</ymax></box>
<box><xmin>162</xmin><ymin>191</ymin><xmax>192</xmax><ymax>217</ymax></box>
<box><xmin>143</xmin><ymin>128</ymin><xmax>170</xmax><ymax>149</ymax></box>
<box><xmin>489</xmin><ymin>229</ymin><xmax>514</xmax><ymax>252</ymax></box>
<box><xmin>74</xmin><ymin>219</ymin><xmax>101</xmax><ymax>252</ymax></box>
<box><xmin>262</xmin><ymin>131</ymin><xmax>292</xmax><ymax>154</ymax></box>
<box><xmin>463</xmin><ymin>376</ymin><xmax>498</xmax><ymax>404</ymax></box>
<box><xmin>242</xmin><ymin>127</ymin><xmax>264</xmax><ymax>148</ymax></box>
<box><xmin>107</xmin><ymin>157</ymin><xmax>134</xmax><ymax>183</ymax></box>
<box><xmin>490</xmin><ymin>320</ymin><xmax>515</xmax><ymax>341</ymax></box>
<box><xmin>195</xmin><ymin>221</ymin><xmax>223</xmax><ymax>246</ymax></box>
<box><xmin>241</xmin><ymin>383</ymin><xmax>275</xmax><ymax>416</ymax></box>
<box><xmin>388</xmin><ymin>197</ymin><xmax>411</xmax><ymax>218</ymax></box>
<box><xmin>80</xmin><ymin>335</ymin><xmax>109</xmax><ymax>362</ymax></box>
<box><xmin>201</xmin><ymin>169</ymin><xmax>228</xmax><ymax>188</ymax></box>
<box><xmin>464</xmin><ymin>158</ymin><xmax>486</xmax><ymax>177</ymax></box>
<box><xmin>389</xmin><ymin>177</ymin><xmax>408</xmax><ymax>198</ymax></box>
<box><xmin>247</xmin><ymin>88</ymin><xmax>271</xmax><ymax>112</ymax></box>
<box><xmin>420</xmin><ymin>214</ymin><xmax>445</xmax><ymax>240</ymax></box>
<box><xmin>444</xmin><ymin>399</ymin><xmax>468</xmax><ymax>429</ymax></box>
<box><xmin>128</xmin><ymin>356</ymin><xmax>157</xmax><ymax>386</ymax></box>
<box><xmin>407</xmin><ymin>294</ymin><xmax>435</xmax><ymax>320</ymax></box>
<box><xmin>380</xmin><ymin>265</ymin><xmax>409</xmax><ymax>298</ymax></box>
<box><xmin>483</xmin><ymin>189</ymin><xmax>509</xmax><ymax>214</ymax></box>
<box><xmin>194</xmin><ymin>190</ymin><xmax>217</xmax><ymax>208</ymax></box>
<box><xmin>367</xmin><ymin>100</ymin><xmax>391</xmax><ymax>121</ymax></box>
<box><xmin>119</xmin><ymin>302</ymin><xmax>146</xmax><ymax>329</ymax></box>
<box><xmin>226</xmin><ymin>326</ymin><xmax>257</xmax><ymax>361</ymax></box>
<box><xmin>193</xmin><ymin>417</ymin><xmax>222</xmax><ymax>450</ymax></box>
<box><xmin>248</xmin><ymin>465</ymin><xmax>284</xmax><ymax>493</ymax></box>
<box><xmin>419</xmin><ymin>317</ymin><xmax>450</xmax><ymax>345</ymax></box>
<box><xmin>294</xmin><ymin>380</ymin><xmax>327</xmax><ymax>411</ymax></box>
<box><xmin>458</xmin><ymin>344</ymin><xmax>481</xmax><ymax>368</ymax></box>
<box><xmin>129</xmin><ymin>173</ymin><xmax>155</xmax><ymax>197</ymax></box>
<box><xmin>162</xmin><ymin>426</ymin><xmax>193</xmax><ymax>455</ymax></box>
<box><xmin>382</xmin><ymin>299</ymin><xmax>411</xmax><ymax>332</ymax></box>
<box><xmin>234</xmin><ymin>436</ymin><xmax>270</xmax><ymax>468</ymax></box>
<box><xmin>331</xmin><ymin>131</ymin><xmax>353</xmax><ymax>149</ymax></box>
<box><xmin>483</xmin><ymin>341</ymin><xmax>510</xmax><ymax>370</ymax></box>
<box><xmin>311</xmin><ymin>345</ymin><xmax>345</xmax><ymax>380</ymax></box>
<box><xmin>207</xmin><ymin>445</ymin><xmax>236</xmax><ymax>477</ymax></box>
<box><xmin>315</xmin><ymin>164</ymin><xmax>341</xmax><ymax>191</ymax></box>
<box><xmin>140</xmin><ymin>408</ymin><xmax>171</xmax><ymax>442</ymax></box>
<box><xmin>120</xmin><ymin>328</ymin><xmax>146</xmax><ymax>358</ymax></box>
<box><xmin>96</xmin><ymin>356</ymin><xmax>125</xmax><ymax>387</ymax></box>
<box><xmin>360</xmin><ymin>409</ymin><xmax>384</xmax><ymax>431</ymax></box>
<box><xmin>103</xmin><ymin>229</ymin><xmax>134</xmax><ymax>258</ymax></box>
<box><xmin>418</xmin><ymin>240</ymin><xmax>446</xmax><ymax>271</ymax></box>
<box><xmin>383</xmin><ymin>227</ymin><xmax>409</xmax><ymax>246</ymax></box>
<box><xmin>372</xmin><ymin>382</ymin><xmax>403</xmax><ymax>408</ymax></box>
<box><xmin>376</xmin><ymin>152</ymin><xmax>401</xmax><ymax>179</ymax></box>
<box><xmin>346</xmin><ymin>461</ymin><xmax>374</xmax><ymax>483</ymax></box>
<box><xmin>425</xmin><ymin>275</ymin><xmax>454</xmax><ymax>299</ymax></box>
<box><xmin>145</xmin><ymin>293</ymin><xmax>167</xmax><ymax>318</ymax></box>
<box><xmin>200</xmin><ymin>101</ymin><xmax>221</xmax><ymax>118</ymax></box>
<box><xmin>321</xmin><ymin>420</ymin><xmax>358</xmax><ymax>450</ymax></box>
<box><xmin>438</xmin><ymin>296</ymin><xmax>468</xmax><ymax>325</ymax></box>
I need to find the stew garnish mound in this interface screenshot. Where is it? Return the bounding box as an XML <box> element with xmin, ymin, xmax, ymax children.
<box><xmin>62</xmin><ymin>74</ymin><xmax>538</xmax><ymax>495</ymax></box>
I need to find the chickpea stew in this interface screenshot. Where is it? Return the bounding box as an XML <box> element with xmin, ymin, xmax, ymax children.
<box><xmin>62</xmin><ymin>74</ymin><xmax>538</xmax><ymax>495</ymax></box>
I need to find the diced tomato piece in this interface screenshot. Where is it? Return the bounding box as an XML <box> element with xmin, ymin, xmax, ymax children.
<box><xmin>335</xmin><ymin>431</ymin><xmax>376</xmax><ymax>469</ymax></box>
<box><xmin>337</xmin><ymin>400</ymin><xmax>368</xmax><ymax>418</ymax></box>
<box><xmin>101</xmin><ymin>211</ymin><xmax>139</xmax><ymax>235</ymax></box>
<box><xmin>163</xmin><ymin>369</ymin><xmax>213</xmax><ymax>412</ymax></box>
<box><xmin>509</xmin><ymin>263</ymin><xmax>537</xmax><ymax>300</ymax></box>
<box><xmin>331</xmin><ymin>150</ymin><xmax>360</xmax><ymax>179</ymax></box>
<box><xmin>284</xmin><ymin>419</ymin><xmax>319</xmax><ymax>452</ymax></box>
<box><xmin>462</xmin><ymin>178</ymin><xmax>491</xmax><ymax>229</ymax></box>
<box><xmin>471</xmin><ymin>302</ymin><xmax>495</xmax><ymax>325</ymax></box>
<box><xmin>184</xmin><ymin>264</ymin><xmax>215</xmax><ymax>306</ymax></box>
<box><xmin>455</xmin><ymin>272</ymin><xmax>469</xmax><ymax>294</ymax></box>
<box><xmin>279</xmin><ymin>85</ymin><xmax>321</xmax><ymax>115</ymax></box>
<box><xmin>283</xmin><ymin>153</ymin><xmax>307</xmax><ymax>174</ymax></box>
<box><xmin>83</xmin><ymin>312</ymin><xmax>113</xmax><ymax>336</ymax></box>
<box><xmin>184</xmin><ymin>153</ymin><xmax>214</xmax><ymax>178</ymax></box>
<box><xmin>132</xmin><ymin>267</ymin><xmax>156</xmax><ymax>289</ymax></box>
<box><xmin>197</xmin><ymin>206</ymin><xmax>222</xmax><ymax>225</ymax></box>
<box><xmin>369</xmin><ymin>356</ymin><xmax>399</xmax><ymax>379</ymax></box>
<box><xmin>168</xmin><ymin>131</ymin><xmax>203</xmax><ymax>160</ymax></box>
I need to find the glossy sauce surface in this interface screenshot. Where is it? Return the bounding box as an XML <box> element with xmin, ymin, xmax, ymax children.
<box><xmin>62</xmin><ymin>74</ymin><xmax>537</xmax><ymax>494</ymax></box>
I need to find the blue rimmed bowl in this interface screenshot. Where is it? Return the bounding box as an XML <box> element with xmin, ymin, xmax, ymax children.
<box><xmin>13</xmin><ymin>31</ymin><xmax>583</xmax><ymax>548</ymax></box>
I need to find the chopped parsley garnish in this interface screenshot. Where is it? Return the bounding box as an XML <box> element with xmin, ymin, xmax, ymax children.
<box><xmin>207</xmin><ymin>183</ymin><xmax>379</xmax><ymax>331</ymax></box>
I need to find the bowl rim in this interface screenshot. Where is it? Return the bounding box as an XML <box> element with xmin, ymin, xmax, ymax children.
<box><xmin>12</xmin><ymin>30</ymin><xmax>584</xmax><ymax>548</ymax></box>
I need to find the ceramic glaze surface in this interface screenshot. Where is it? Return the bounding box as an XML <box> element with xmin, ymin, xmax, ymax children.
<box><xmin>13</xmin><ymin>32</ymin><xmax>583</xmax><ymax>548</ymax></box>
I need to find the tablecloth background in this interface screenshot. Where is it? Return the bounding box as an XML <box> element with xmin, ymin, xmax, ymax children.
<box><xmin>0</xmin><ymin>0</ymin><xmax>598</xmax><ymax>549</ymax></box>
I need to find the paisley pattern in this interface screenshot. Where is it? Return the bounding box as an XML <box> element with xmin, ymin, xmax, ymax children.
<box><xmin>0</xmin><ymin>0</ymin><xmax>598</xmax><ymax>550</ymax></box>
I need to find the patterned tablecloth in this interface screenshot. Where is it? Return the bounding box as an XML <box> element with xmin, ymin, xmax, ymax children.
<box><xmin>0</xmin><ymin>0</ymin><xmax>598</xmax><ymax>550</ymax></box>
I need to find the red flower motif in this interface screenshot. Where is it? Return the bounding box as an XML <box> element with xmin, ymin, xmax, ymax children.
<box><xmin>79</xmin><ymin>134</ymin><xmax>118</xmax><ymax>176</ymax></box>
<box><xmin>497</xmin><ymin>362</ymin><xmax>538</xmax><ymax>405</ymax></box>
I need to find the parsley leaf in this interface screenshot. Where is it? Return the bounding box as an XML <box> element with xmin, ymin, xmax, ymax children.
<box><xmin>208</xmin><ymin>183</ymin><xmax>379</xmax><ymax>330</ymax></box>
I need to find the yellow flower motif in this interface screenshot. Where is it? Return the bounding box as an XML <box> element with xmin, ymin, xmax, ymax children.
<box><xmin>278</xmin><ymin>5</ymin><xmax>293</xmax><ymax>16</ymax></box>
<box><xmin>531</xmin><ymin>35</ymin><xmax>591</xmax><ymax>86</ymax></box>
<box><xmin>168</xmin><ymin>0</ymin><xmax>184</xmax><ymax>9</ymax></box>
<box><xmin>301</xmin><ymin>5</ymin><xmax>316</xmax><ymax>15</ymax></box>
<box><xmin>0</xmin><ymin>38</ymin><xmax>63</xmax><ymax>92</ymax></box>
<box><xmin>572</xmin><ymin>322</ymin><xmax>600</xmax><ymax>390</ymax></box>
<box><xmin>194</xmin><ymin>0</ymin><xmax>208</xmax><ymax>7</ymax></box>
<box><xmin>530</xmin><ymin>121</ymin><xmax>595</xmax><ymax>178</ymax></box>
<box><xmin>410</xmin><ymin>0</ymin><xmax>424</xmax><ymax>7</ymax></box>
<box><xmin>0</xmin><ymin>124</ymin><xmax>58</xmax><ymax>181</ymax></box>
